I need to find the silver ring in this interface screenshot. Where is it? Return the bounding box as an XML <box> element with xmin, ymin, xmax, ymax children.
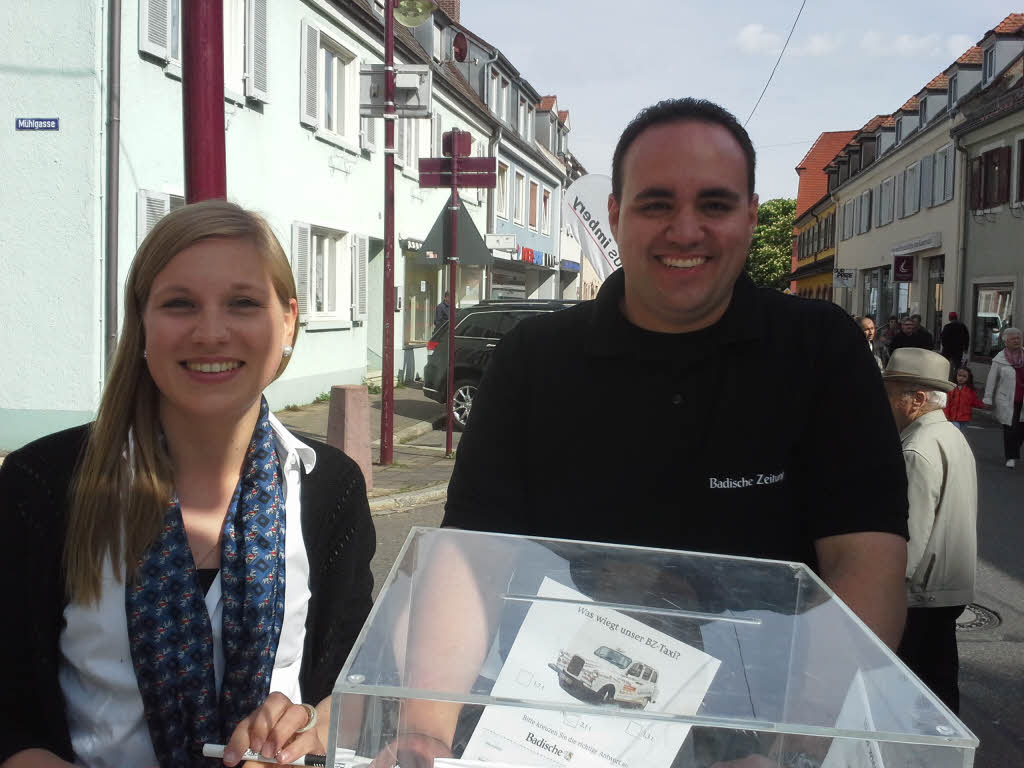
<box><xmin>295</xmin><ymin>702</ymin><xmax>318</xmax><ymax>734</ymax></box>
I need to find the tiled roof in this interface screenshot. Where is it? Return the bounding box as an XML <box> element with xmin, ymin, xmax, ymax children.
<box><xmin>881</xmin><ymin>115</ymin><xmax>897</xmax><ymax>128</ymax></box>
<box><xmin>898</xmin><ymin>96</ymin><xmax>920</xmax><ymax>113</ymax></box>
<box><xmin>539</xmin><ymin>96</ymin><xmax>557</xmax><ymax>111</ymax></box>
<box><xmin>558</xmin><ymin>110</ymin><xmax>569</xmax><ymax>123</ymax></box>
<box><xmin>925</xmin><ymin>74</ymin><xmax>949</xmax><ymax>91</ymax></box>
<box><xmin>992</xmin><ymin>12</ymin><xmax>1024</xmax><ymax>35</ymax></box>
<box><xmin>955</xmin><ymin>46</ymin><xmax>984</xmax><ymax>67</ymax></box>
<box><xmin>859</xmin><ymin>114</ymin><xmax>890</xmax><ymax>134</ymax></box>
<box><xmin>794</xmin><ymin>130</ymin><xmax>858</xmax><ymax>220</ymax></box>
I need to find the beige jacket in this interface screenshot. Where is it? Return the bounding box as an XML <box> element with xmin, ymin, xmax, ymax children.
<box><xmin>900</xmin><ymin>409</ymin><xmax>978</xmax><ymax>607</ymax></box>
<box><xmin>983</xmin><ymin>349</ymin><xmax>1024</xmax><ymax>425</ymax></box>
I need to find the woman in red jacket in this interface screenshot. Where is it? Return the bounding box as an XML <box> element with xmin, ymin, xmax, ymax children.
<box><xmin>945</xmin><ymin>367</ymin><xmax>984</xmax><ymax>431</ymax></box>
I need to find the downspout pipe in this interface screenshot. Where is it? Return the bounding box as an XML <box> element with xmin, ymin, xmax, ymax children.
<box><xmin>104</xmin><ymin>0</ymin><xmax>122</xmax><ymax>368</ymax></box>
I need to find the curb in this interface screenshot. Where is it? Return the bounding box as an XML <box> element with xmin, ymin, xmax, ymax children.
<box><xmin>371</xmin><ymin>418</ymin><xmax>436</xmax><ymax>448</ymax></box>
<box><xmin>368</xmin><ymin>483</ymin><xmax>448</xmax><ymax>515</ymax></box>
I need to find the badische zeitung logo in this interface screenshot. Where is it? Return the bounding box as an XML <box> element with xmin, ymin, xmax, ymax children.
<box><xmin>709</xmin><ymin>471</ymin><xmax>785</xmax><ymax>490</ymax></box>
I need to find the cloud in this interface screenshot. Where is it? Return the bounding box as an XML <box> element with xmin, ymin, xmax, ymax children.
<box><xmin>947</xmin><ymin>33</ymin><xmax>975</xmax><ymax>59</ymax></box>
<box><xmin>737</xmin><ymin>24</ymin><xmax>782</xmax><ymax>55</ymax></box>
<box><xmin>792</xmin><ymin>33</ymin><xmax>841</xmax><ymax>57</ymax></box>
<box><xmin>860</xmin><ymin>30</ymin><xmax>950</xmax><ymax>57</ymax></box>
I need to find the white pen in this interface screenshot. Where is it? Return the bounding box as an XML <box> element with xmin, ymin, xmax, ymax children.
<box><xmin>201</xmin><ymin>743</ymin><xmax>327</xmax><ymax>766</ymax></box>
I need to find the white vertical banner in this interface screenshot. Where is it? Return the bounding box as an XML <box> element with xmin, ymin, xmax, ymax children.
<box><xmin>562</xmin><ymin>175</ymin><xmax>621</xmax><ymax>281</ymax></box>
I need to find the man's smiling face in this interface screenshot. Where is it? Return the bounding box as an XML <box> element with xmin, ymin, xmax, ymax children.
<box><xmin>608</xmin><ymin>119</ymin><xmax>758</xmax><ymax>334</ymax></box>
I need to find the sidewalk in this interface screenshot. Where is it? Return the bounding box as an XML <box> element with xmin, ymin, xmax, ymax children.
<box><xmin>274</xmin><ymin>382</ymin><xmax>461</xmax><ymax>515</ymax></box>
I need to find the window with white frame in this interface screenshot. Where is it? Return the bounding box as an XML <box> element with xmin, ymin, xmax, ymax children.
<box><xmin>983</xmin><ymin>47</ymin><xmax>995</xmax><ymax>83</ymax></box>
<box><xmin>321</xmin><ymin>37</ymin><xmax>356</xmax><ymax>139</ymax></box>
<box><xmin>528</xmin><ymin>181</ymin><xmax>539</xmax><ymax>230</ymax></box>
<box><xmin>932</xmin><ymin>143</ymin><xmax>955</xmax><ymax>204</ymax></box>
<box><xmin>497</xmin><ymin>162</ymin><xmax>509</xmax><ymax>218</ymax></box>
<box><xmin>312</xmin><ymin>229</ymin><xmax>347</xmax><ymax>317</ymax></box>
<box><xmin>919</xmin><ymin>98</ymin><xmax>928</xmax><ymax>125</ymax></box>
<box><xmin>432</xmin><ymin>111</ymin><xmax>443</xmax><ymax>157</ymax></box>
<box><xmin>518</xmin><ymin>97</ymin><xmax>527</xmax><ymax>137</ymax></box>
<box><xmin>948</xmin><ymin>74</ymin><xmax>958</xmax><ymax>110</ymax></box>
<box><xmin>395</xmin><ymin>117</ymin><xmax>420</xmax><ymax>169</ymax></box>
<box><xmin>223</xmin><ymin>0</ymin><xmax>245</xmax><ymax>96</ymax></box>
<box><xmin>489</xmin><ymin>70</ymin><xmax>499</xmax><ymax>114</ymax></box>
<box><xmin>895</xmin><ymin>118</ymin><xmax>903</xmax><ymax>144</ymax></box>
<box><xmin>500</xmin><ymin>78</ymin><xmax>510</xmax><ymax>123</ymax></box>
<box><xmin>541</xmin><ymin>187</ymin><xmax>551</xmax><ymax>234</ymax></box>
<box><xmin>527</xmin><ymin>104</ymin><xmax>535</xmax><ymax>142</ymax></box>
<box><xmin>291</xmin><ymin>224</ymin><xmax>367</xmax><ymax>325</ymax></box>
<box><xmin>903</xmin><ymin>162</ymin><xmax>921</xmax><ymax>216</ymax></box>
<box><xmin>432</xmin><ymin>21</ymin><xmax>443</xmax><ymax>61</ymax></box>
<box><xmin>513</xmin><ymin>170</ymin><xmax>526</xmax><ymax>225</ymax></box>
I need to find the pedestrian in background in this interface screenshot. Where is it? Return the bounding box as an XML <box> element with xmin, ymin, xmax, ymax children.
<box><xmin>883</xmin><ymin>348</ymin><xmax>977</xmax><ymax>714</ymax></box>
<box><xmin>983</xmin><ymin>327</ymin><xmax>1024</xmax><ymax>468</ymax></box>
<box><xmin>891</xmin><ymin>316</ymin><xmax>934</xmax><ymax>352</ymax></box>
<box><xmin>877</xmin><ymin>315</ymin><xmax>900</xmax><ymax>365</ymax></box>
<box><xmin>0</xmin><ymin>201</ymin><xmax>375</xmax><ymax>768</ymax></box>
<box><xmin>434</xmin><ymin>290</ymin><xmax>451</xmax><ymax>330</ymax></box>
<box><xmin>944</xmin><ymin>367</ymin><xmax>984</xmax><ymax>432</ymax></box>
<box><xmin>856</xmin><ymin>315</ymin><xmax>883</xmax><ymax>371</ymax></box>
<box><xmin>941</xmin><ymin>311</ymin><xmax>970</xmax><ymax>378</ymax></box>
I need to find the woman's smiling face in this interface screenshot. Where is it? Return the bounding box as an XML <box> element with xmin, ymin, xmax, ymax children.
<box><xmin>142</xmin><ymin>237</ymin><xmax>297</xmax><ymax>423</ymax></box>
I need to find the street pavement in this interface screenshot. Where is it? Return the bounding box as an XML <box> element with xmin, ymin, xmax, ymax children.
<box><xmin>363</xmin><ymin>419</ymin><xmax>1024</xmax><ymax>768</ymax></box>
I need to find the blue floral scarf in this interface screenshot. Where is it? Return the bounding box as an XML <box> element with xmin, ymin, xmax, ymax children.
<box><xmin>126</xmin><ymin>397</ymin><xmax>287</xmax><ymax>768</ymax></box>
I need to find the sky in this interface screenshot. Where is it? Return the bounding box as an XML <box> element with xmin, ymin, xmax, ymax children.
<box><xmin>459</xmin><ymin>0</ymin><xmax>1016</xmax><ymax>202</ymax></box>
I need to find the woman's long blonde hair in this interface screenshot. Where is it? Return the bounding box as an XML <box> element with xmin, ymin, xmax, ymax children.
<box><xmin>67</xmin><ymin>200</ymin><xmax>298</xmax><ymax>604</ymax></box>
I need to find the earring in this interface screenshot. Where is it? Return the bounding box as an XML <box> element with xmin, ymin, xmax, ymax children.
<box><xmin>282</xmin><ymin>345</ymin><xmax>293</xmax><ymax>358</ymax></box>
<box><xmin>142</xmin><ymin>350</ymin><xmax>147</xmax><ymax>360</ymax></box>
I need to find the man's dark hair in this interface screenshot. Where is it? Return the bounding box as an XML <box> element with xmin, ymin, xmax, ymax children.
<box><xmin>611</xmin><ymin>98</ymin><xmax>756</xmax><ymax>200</ymax></box>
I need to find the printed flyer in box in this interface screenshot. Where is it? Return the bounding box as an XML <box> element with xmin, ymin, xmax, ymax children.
<box><xmin>461</xmin><ymin>578</ymin><xmax>720</xmax><ymax>768</ymax></box>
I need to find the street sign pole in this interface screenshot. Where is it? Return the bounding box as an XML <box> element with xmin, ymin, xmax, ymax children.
<box><xmin>380</xmin><ymin>0</ymin><xmax>396</xmax><ymax>466</ymax></box>
<box><xmin>446</xmin><ymin>142</ymin><xmax>459</xmax><ymax>455</ymax></box>
<box><xmin>182</xmin><ymin>0</ymin><xmax>226</xmax><ymax>202</ymax></box>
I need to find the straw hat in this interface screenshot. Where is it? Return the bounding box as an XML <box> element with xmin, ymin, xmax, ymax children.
<box><xmin>883</xmin><ymin>348</ymin><xmax>955</xmax><ymax>392</ymax></box>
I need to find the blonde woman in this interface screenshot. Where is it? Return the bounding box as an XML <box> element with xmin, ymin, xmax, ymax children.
<box><xmin>0</xmin><ymin>201</ymin><xmax>374</xmax><ymax>768</ymax></box>
<box><xmin>983</xmin><ymin>326</ymin><xmax>1024</xmax><ymax>468</ymax></box>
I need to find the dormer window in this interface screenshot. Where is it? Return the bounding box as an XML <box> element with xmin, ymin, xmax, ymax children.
<box><xmin>983</xmin><ymin>46</ymin><xmax>995</xmax><ymax>83</ymax></box>
<box><xmin>919</xmin><ymin>98</ymin><xmax>928</xmax><ymax>125</ymax></box>
<box><xmin>895</xmin><ymin>118</ymin><xmax>903</xmax><ymax>144</ymax></box>
<box><xmin>948</xmin><ymin>74</ymin><xmax>958</xmax><ymax>109</ymax></box>
<box><xmin>432</xmin><ymin>22</ymin><xmax>443</xmax><ymax>60</ymax></box>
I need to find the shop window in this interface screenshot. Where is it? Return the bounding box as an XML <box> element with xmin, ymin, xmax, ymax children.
<box><xmin>972</xmin><ymin>284</ymin><xmax>1015</xmax><ymax>358</ymax></box>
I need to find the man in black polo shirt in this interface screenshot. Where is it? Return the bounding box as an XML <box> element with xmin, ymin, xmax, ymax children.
<box><xmin>443</xmin><ymin>98</ymin><xmax>909</xmax><ymax>649</ymax></box>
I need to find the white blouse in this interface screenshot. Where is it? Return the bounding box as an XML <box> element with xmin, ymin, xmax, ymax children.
<box><xmin>58</xmin><ymin>416</ymin><xmax>316</xmax><ymax>768</ymax></box>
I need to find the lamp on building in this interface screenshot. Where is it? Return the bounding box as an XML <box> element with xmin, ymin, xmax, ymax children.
<box><xmin>393</xmin><ymin>0</ymin><xmax>438</xmax><ymax>26</ymax></box>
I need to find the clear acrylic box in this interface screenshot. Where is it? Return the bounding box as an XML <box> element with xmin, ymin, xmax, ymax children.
<box><xmin>325</xmin><ymin>527</ymin><xmax>977</xmax><ymax>768</ymax></box>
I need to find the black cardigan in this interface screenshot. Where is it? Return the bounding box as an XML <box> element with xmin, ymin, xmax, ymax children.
<box><xmin>0</xmin><ymin>424</ymin><xmax>375</xmax><ymax>764</ymax></box>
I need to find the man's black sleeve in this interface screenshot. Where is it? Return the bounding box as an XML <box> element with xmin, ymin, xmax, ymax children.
<box><xmin>442</xmin><ymin>324</ymin><xmax>530</xmax><ymax>533</ymax></box>
<box><xmin>792</xmin><ymin>308</ymin><xmax>909</xmax><ymax>542</ymax></box>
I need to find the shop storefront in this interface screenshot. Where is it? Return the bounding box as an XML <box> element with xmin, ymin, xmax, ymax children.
<box><xmin>489</xmin><ymin>245</ymin><xmax>557</xmax><ymax>300</ymax></box>
<box><xmin>559</xmin><ymin>259</ymin><xmax>581</xmax><ymax>300</ymax></box>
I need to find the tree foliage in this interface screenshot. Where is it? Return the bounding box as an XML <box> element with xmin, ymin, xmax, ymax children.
<box><xmin>745</xmin><ymin>197</ymin><xmax>796</xmax><ymax>290</ymax></box>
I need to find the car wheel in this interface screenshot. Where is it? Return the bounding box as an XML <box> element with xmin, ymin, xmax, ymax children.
<box><xmin>452</xmin><ymin>379</ymin><xmax>477</xmax><ymax>431</ymax></box>
<box><xmin>598</xmin><ymin>686</ymin><xmax>616</xmax><ymax>704</ymax></box>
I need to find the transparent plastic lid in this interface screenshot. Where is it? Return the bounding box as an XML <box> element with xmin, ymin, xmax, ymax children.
<box><xmin>331</xmin><ymin>527</ymin><xmax>976</xmax><ymax>765</ymax></box>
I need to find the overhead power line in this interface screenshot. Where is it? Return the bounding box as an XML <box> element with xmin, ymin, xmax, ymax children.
<box><xmin>744</xmin><ymin>0</ymin><xmax>808</xmax><ymax>128</ymax></box>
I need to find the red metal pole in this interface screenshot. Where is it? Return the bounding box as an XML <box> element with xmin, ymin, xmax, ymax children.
<box><xmin>182</xmin><ymin>0</ymin><xmax>226</xmax><ymax>202</ymax></box>
<box><xmin>380</xmin><ymin>0</ymin><xmax>396</xmax><ymax>465</ymax></box>
<box><xmin>446</xmin><ymin>134</ymin><xmax>459</xmax><ymax>454</ymax></box>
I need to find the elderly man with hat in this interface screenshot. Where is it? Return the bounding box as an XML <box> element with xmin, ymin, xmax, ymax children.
<box><xmin>883</xmin><ymin>348</ymin><xmax>978</xmax><ymax>713</ymax></box>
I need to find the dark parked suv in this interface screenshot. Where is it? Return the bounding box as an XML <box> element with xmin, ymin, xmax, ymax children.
<box><xmin>423</xmin><ymin>299</ymin><xmax>577</xmax><ymax>429</ymax></box>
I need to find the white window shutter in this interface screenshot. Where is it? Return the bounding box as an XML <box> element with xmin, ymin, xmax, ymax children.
<box><xmin>299</xmin><ymin>20</ymin><xmax>319</xmax><ymax>128</ymax></box>
<box><xmin>291</xmin><ymin>222</ymin><xmax>311</xmax><ymax>321</ymax></box>
<box><xmin>137</xmin><ymin>189</ymin><xmax>170</xmax><ymax>247</ymax></box>
<box><xmin>945</xmin><ymin>147</ymin><xmax>955</xmax><ymax>202</ymax></box>
<box><xmin>139</xmin><ymin>0</ymin><xmax>171</xmax><ymax>61</ymax></box>
<box><xmin>853</xmin><ymin>197</ymin><xmax>861</xmax><ymax>235</ymax></box>
<box><xmin>862</xmin><ymin>190</ymin><xmax>872</xmax><ymax>233</ymax></box>
<box><xmin>351</xmin><ymin>235</ymin><xmax>369</xmax><ymax>322</ymax></box>
<box><xmin>244</xmin><ymin>0</ymin><xmax>269</xmax><ymax>102</ymax></box>
<box><xmin>360</xmin><ymin>116</ymin><xmax>377</xmax><ymax>152</ymax></box>
<box><xmin>895</xmin><ymin>172</ymin><xmax>904</xmax><ymax>219</ymax></box>
<box><xmin>874</xmin><ymin>184</ymin><xmax>882</xmax><ymax>228</ymax></box>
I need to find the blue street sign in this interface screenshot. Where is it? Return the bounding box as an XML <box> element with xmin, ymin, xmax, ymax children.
<box><xmin>15</xmin><ymin>118</ymin><xmax>59</xmax><ymax>131</ymax></box>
